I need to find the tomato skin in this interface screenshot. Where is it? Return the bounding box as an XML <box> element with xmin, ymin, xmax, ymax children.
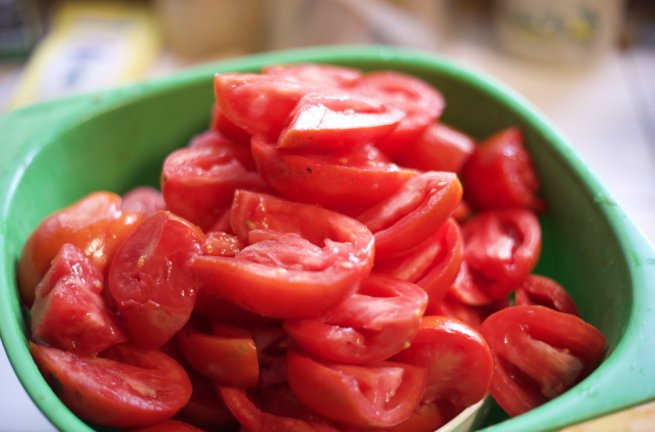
<box><xmin>357</xmin><ymin>172</ymin><xmax>462</xmax><ymax>260</ymax></box>
<box><xmin>31</xmin><ymin>244</ymin><xmax>128</xmax><ymax>356</ymax></box>
<box><xmin>354</xmin><ymin>71</ymin><xmax>445</xmax><ymax>158</ymax></box>
<box><xmin>108</xmin><ymin>211</ymin><xmax>205</xmax><ymax>348</ymax></box>
<box><xmin>456</xmin><ymin>209</ymin><xmax>542</xmax><ymax>303</ymax></box>
<box><xmin>462</xmin><ymin>127</ymin><xmax>546</xmax><ymax>212</ymax></box>
<box><xmin>193</xmin><ymin>191</ymin><xmax>374</xmax><ymax>319</ymax></box>
<box><xmin>210</xmin><ymin>104</ymin><xmax>252</xmax><ymax>144</ymax></box>
<box><xmin>515</xmin><ymin>274</ymin><xmax>580</xmax><ymax>317</ymax></box>
<box><xmin>374</xmin><ymin>219</ymin><xmax>463</xmax><ymax>308</ymax></box>
<box><xmin>397</xmin><ymin>122</ymin><xmax>476</xmax><ymax>173</ymax></box>
<box><xmin>286</xmin><ymin>350</ymin><xmax>427</xmax><ymax>428</ymax></box>
<box><xmin>122</xmin><ymin>186</ymin><xmax>168</xmax><ymax>218</ymax></box>
<box><xmin>340</xmin><ymin>401</ymin><xmax>456</xmax><ymax>432</ymax></box>
<box><xmin>122</xmin><ymin>420</ymin><xmax>206</xmax><ymax>432</ymax></box>
<box><xmin>479</xmin><ymin>306</ymin><xmax>607</xmax><ymax>417</ymax></box>
<box><xmin>30</xmin><ymin>342</ymin><xmax>192</xmax><ymax>427</ymax></box>
<box><xmin>283</xmin><ymin>274</ymin><xmax>427</xmax><ymax>364</ymax></box>
<box><xmin>391</xmin><ymin>316</ymin><xmax>492</xmax><ymax>411</ymax></box>
<box><xmin>264</xmin><ymin>63</ymin><xmax>363</xmax><ymax>88</ymax></box>
<box><xmin>252</xmin><ymin>136</ymin><xmax>418</xmax><ymax>208</ymax></box>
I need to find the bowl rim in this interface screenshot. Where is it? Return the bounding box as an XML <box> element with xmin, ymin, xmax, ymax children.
<box><xmin>1</xmin><ymin>45</ymin><xmax>654</xmax><ymax>432</ymax></box>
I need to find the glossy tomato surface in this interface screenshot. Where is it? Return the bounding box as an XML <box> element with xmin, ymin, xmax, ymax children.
<box><xmin>515</xmin><ymin>274</ymin><xmax>580</xmax><ymax>316</ymax></box>
<box><xmin>264</xmin><ymin>63</ymin><xmax>362</xmax><ymax>88</ymax></box>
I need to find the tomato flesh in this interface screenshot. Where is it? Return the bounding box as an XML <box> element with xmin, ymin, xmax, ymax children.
<box><xmin>515</xmin><ymin>274</ymin><xmax>580</xmax><ymax>316</ymax></box>
<box><xmin>122</xmin><ymin>186</ymin><xmax>168</xmax><ymax>218</ymax></box>
<box><xmin>210</xmin><ymin>104</ymin><xmax>252</xmax><ymax>144</ymax></box>
<box><xmin>264</xmin><ymin>63</ymin><xmax>362</xmax><ymax>88</ymax></box>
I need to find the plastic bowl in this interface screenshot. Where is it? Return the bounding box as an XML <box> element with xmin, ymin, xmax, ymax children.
<box><xmin>1</xmin><ymin>46</ymin><xmax>654</xmax><ymax>432</ymax></box>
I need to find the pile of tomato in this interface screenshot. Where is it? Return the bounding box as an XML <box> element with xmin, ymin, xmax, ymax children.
<box><xmin>20</xmin><ymin>64</ymin><xmax>607</xmax><ymax>432</ymax></box>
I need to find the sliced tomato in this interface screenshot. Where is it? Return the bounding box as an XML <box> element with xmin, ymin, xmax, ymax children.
<box><xmin>515</xmin><ymin>274</ymin><xmax>580</xmax><ymax>317</ymax></box>
<box><xmin>357</xmin><ymin>172</ymin><xmax>462</xmax><ymax>260</ymax></box>
<box><xmin>192</xmin><ymin>191</ymin><xmax>374</xmax><ymax>318</ymax></box>
<box><xmin>283</xmin><ymin>274</ymin><xmax>427</xmax><ymax>364</ymax></box>
<box><xmin>30</xmin><ymin>342</ymin><xmax>192</xmax><ymax>427</ymax></box>
<box><xmin>374</xmin><ymin>219</ymin><xmax>463</xmax><ymax>307</ymax></box>
<box><xmin>210</xmin><ymin>104</ymin><xmax>252</xmax><ymax>144</ymax></box>
<box><xmin>427</xmin><ymin>291</ymin><xmax>509</xmax><ymax>331</ymax></box>
<box><xmin>123</xmin><ymin>420</ymin><xmax>206</xmax><ymax>432</ymax></box>
<box><xmin>30</xmin><ymin>243</ymin><xmax>128</xmax><ymax>356</ymax></box>
<box><xmin>462</xmin><ymin>127</ymin><xmax>546</xmax><ymax>212</ymax></box>
<box><xmin>252</xmin><ymin>135</ymin><xmax>417</xmax><ymax>208</ymax></box>
<box><xmin>396</xmin><ymin>122</ymin><xmax>475</xmax><ymax>173</ymax></box>
<box><xmin>391</xmin><ymin>316</ymin><xmax>492</xmax><ymax>411</ymax></box>
<box><xmin>277</xmin><ymin>93</ymin><xmax>404</xmax><ymax>150</ymax></box>
<box><xmin>161</xmin><ymin>138</ymin><xmax>266</xmax><ymax>230</ymax></box>
<box><xmin>453</xmin><ymin>199</ymin><xmax>472</xmax><ymax>222</ymax></box>
<box><xmin>108</xmin><ymin>211</ymin><xmax>205</xmax><ymax>348</ymax></box>
<box><xmin>218</xmin><ymin>386</ymin><xmax>339</xmax><ymax>432</ymax></box>
<box><xmin>122</xmin><ymin>186</ymin><xmax>168</xmax><ymax>218</ymax></box>
<box><xmin>187</xmin><ymin>128</ymin><xmax>241</xmax><ymax>150</ymax></box>
<box><xmin>176</xmin><ymin>322</ymin><xmax>259</xmax><ymax>387</ymax></box>
<box><xmin>479</xmin><ymin>306</ymin><xmax>607</xmax><ymax>417</ymax></box>
<box><xmin>193</xmin><ymin>289</ymin><xmax>279</xmax><ymax>325</ymax></box>
<box><xmin>19</xmin><ymin>191</ymin><xmax>143</xmax><ymax>306</ymax></box>
<box><xmin>286</xmin><ymin>350</ymin><xmax>426</xmax><ymax>427</ymax></box>
<box><xmin>180</xmin><ymin>372</ymin><xmax>237</xmax><ymax>427</ymax></box>
<box><xmin>203</xmin><ymin>231</ymin><xmax>245</xmax><ymax>257</ymax></box>
<box><xmin>456</xmin><ymin>209</ymin><xmax>541</xmax><ymax>303</ymax></box>
<box><xmin>264</xmin><ymin>63</ymin><xmax>362</xmax><ymax>88</ymax></box>
<box><xmin>354</xmin><ymin>71</ymin><xmax>445</xmax><ymax>158</ymax></box>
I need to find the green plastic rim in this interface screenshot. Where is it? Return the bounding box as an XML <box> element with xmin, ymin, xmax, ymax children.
<box><xmin>1</xmin><ymin>45</ymin><xmax>654</xmax><ymax>432</ymax></box>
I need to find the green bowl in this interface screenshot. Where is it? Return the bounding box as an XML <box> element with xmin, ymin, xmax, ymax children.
<box><xmin>1</xmin><ymin>46</ymin><xmax>654</xmax><ymax>432</ymax></box>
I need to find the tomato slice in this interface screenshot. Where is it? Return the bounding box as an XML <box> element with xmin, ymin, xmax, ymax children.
<box><xmin>453</xmin><ymin>209</ymin><xmax>541</xmax><ymax>304</ymax></box>
<box><xmin>479</xmin><ymin>306</ymin><xmax>607</xmax><ymax>417</ymax></box>
<box><xmin>264</xmin><ymin>63</ymin><xmax>362</xmax><ymax>88</ymax></box>
<box><xmin>30</xmin><ymin>342</ymin><xmax>192</xmax><ymax>427</ymax></box>
<box><xmin>286</xmin><ymin>350</ymin><xmax>426</xmax><ymax>428</ymax></box>
<box><xmin>453</xmin><ymin>199</ymin><xmax>472</xmax><ymax>222</ymax></box>
<box><xmin>354</xmin><ymin>71</ymin><xmax>445</xmax><ymax>158</ymax></box>
<box><xmin>391</xmin><ymin>316</ymin><xmax>492</xmax><ymax>411</ymax></box>
<box><xmin>30</xmin><ymin>244</ymin><xmax>128</xmax><ymax>356</ymax></box>
<box><xmin>427</xmin><ymin>292</ymin><xmax>509</xmax><ymax>331</ymax></box>
<box><xmin>283</xmin><ymin>273</ymin><xmax>427</xmax><ymax>364</ymax></box>
<box><xmin>180</xmin><ymin>372</ymin><xmax>237</xmax><ymax>428</ymax></box>
<box><xmin>192</xmin><ymin>191</ymin><xmax>374</xmax><ymax>318</ymax></box>
<box><xmin>462</xmin><ymin>127</ymin><xmax>546</xmax><ymax>212</ymax></box>
<box><xmin>397</xmin><ymin>122</ymin><xmax>475</xmax><ymax>173</ymax></box>
<box><xmin>277</xmin><ymin>93</ymin><xmax>404</xmax><ymax>150</ymax></box>
<box><xmin>193</xmin><ymin>289</ymin><xmax>279</xmax><ymax>325</ymax></box>
<box><xmin>210</xmin><ymin>104</ymin><xmax>252</xmax><ymax>144</ymax></box>
<box><xmin>341</xmin><ymin>400</ymin><xmax>457</xmax><ymax>432</ymax></box>
<box><xmin>357</xmin><ymin>172</ymin><xmax>462</xmax><ymax>260</ymax></box>
<box><xmin>187</xmin><ymin>128</ymin><xmax>243</xmax><ymax>151</ymax></box>
<box><xmin>123</xmin><ymin>420</ymin><xmax>206</xmax><ymax>432</ymax></box>
<box><xmin>203</xmin><ymin>231</ymin><xmax>245</xmax><ymax>257</ymax></box>
<box><xmin>252</xmin><ymin>135</ymin><xmax>417</xmax><ymax>208</ymax></box>
<box><xmin>176</xmin><ymin>323</ymin><xmax>259</xmax><ymax>387</ymax></box>
<box><xmin>122</xmin><ymin>186</ymin><xmax>168</xmax><ymax>218</ymax></box>
<box><xmin>374</xmin><ymin>219</ymin><xmax>463</xmax><ymax>307</ymax></box>
<box><xmin>161</xmin><ymin>138</ymin><xmax>266</xmax><ymax>229</ymax></box>
<box><xmin>515</xmin><ymin>274</ymin><xmax>580</xmax><ymax>316</ymax></box>
<box><xmin>108</xmin><ymin>211</ymin><xmax>205</xmax><ymax>348</ymax></box>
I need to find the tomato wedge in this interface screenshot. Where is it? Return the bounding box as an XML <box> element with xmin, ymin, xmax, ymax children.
<box><xmin>374</xmin><ymin>218</ymin><xmax>463</xmax><ymax>307</ymax></box>
<box><xmin>192</xmin><ymin>191</ymin><xmax>374</xmax><ymax>318</ymax></box>
<box><xmin>108</xmin><ymin>211</ymin><xmax>205</xmax><ymax>348</ymax></box>
<box><xmin>123</xmin><ymin>420</ymin><xmax>205</xmax><ymax>432</ymax></box>
<box><xmin>264</xmin><ymin>63</ymin><xmax>362</xmax><ymax>88</ymax></box>
<box><xmin>283</xmin><ymin>273</ymin><xmax>427</xmax><ymax>364</ymax></box>
<box><xmin>203</xmin><ymin>231</ymin><xmax>245</xmax><ymax>257</ymax></box>
<box><xmin>252</xmin><ymin>135</ymin><xmax>417</xmax><ymax>208</ymax></box>
<box><xmin>515</xmin><ymin>274</ymin><xmax>580</xmax><ymax>316</ymax></box>
<box><xmin>357</xmin><ymin>172</ymin><xmax>462</xmax><ymax>260</ymax></box>
<box><xmin>479</xmin><ymin>306</ymin><xmax>606</xmax><ymax>417</ymax></box>
<box><xmin>180</xmin><ymin>372</ymin><xmax>237</xmax><ymax>428</ymax></box>
<box><xmin>193</xmin><ymin>289</ymin><xmax>278</xmax><ymax>325</ymax></box>
<box><xmin>210</xmin><ymin>104</ymin><xmax>252</xmax><ymax>144</ymax></box>
<box><xmin>427</xmin><ymin>292</ymin><xmax>509</xmax><ymax>331</ymax></box>
<box><xmin>30</xmin><ymin>342</ymin><xmax>192</xmax><ymax>427</ymax></box>
<box><xmin>286</xmin><ymin>350</ymin><xmax>426</xmax><ymax>428</ymax></box>
<box><xmin>391</xmin><ymin>316</ymin><xmax>492</xmax><ymax>411</ymax></box>
<box><xmin>122</xmin><ymin>186</ymin><xmax>168</xmax><ymax>218</ymax></box>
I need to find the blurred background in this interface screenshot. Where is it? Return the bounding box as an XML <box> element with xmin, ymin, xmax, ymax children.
<box><xmin>0</xmin><ymin>0</ymin><xmax>654</xmax><ymax>430</ymax></box>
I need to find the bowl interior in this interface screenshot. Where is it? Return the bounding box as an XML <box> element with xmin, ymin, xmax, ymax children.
<box><xmin>1</xmin><ymin>46</ymin><xmax>652</xmax><ymax>432</ymax></box>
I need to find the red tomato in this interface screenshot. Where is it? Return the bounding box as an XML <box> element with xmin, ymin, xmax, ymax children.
<box><xmin>193</xmin><ymin>289</ymin><xmax>279</xmax><ymax>325</ymax></box>
<box><xmin>161</xmin><ymin>138</ymin><xmax>266</xmax><ymax>230</ymax></box>
<box><xmin>123</xmin><ymin>420</ymin><xmax>205</xmax><ymax>432</ymax></box>
<box><xmin>396</xmin><ymin>122</ymin><xmax>475</xmax><ymax>173</ymax></box>
<box><xmin>286</xmin><ymin>349</ymin><xmax>426</xmax><ymax>427</ymax></box>
<box><xmin>108</xmin><ymin>211</ymin><xmax>205</xmax><ymax>348</ymax></box>
<box><xmin>264</xmin><ymin>63</ymin><xmax>362</xmax><ymax>88</ymax></box>
<box><xmin>203</xmin><ymin>231</ymin><xmax>245</xmax><ymax>257</ymax></box>
<box><xmin>210</xmin><ymin>104</ymin><xmax>252</xmax><ymax>144</ymax></box>
<box><xmin>277</xmin><ymin>93</ymin><xmax>404</xmax><ymax>150</ymax></box>
<box><xmin>515</xmin><ymin>274</ymin><xmax>580</xmax><ymax>316</ymax></box>
<box><xmin>357</xmin><ymin>172</ymin><xmax>462</xmax><ymax>260</ymax></box>
<box><xmin>204</xmin><ymin>206</ymin><xmax>234</xmax><ymax>234</ymax></box>
<box><xmin>462</xmin><ymin>127</ymin><xmax>546</xmax><ymax>212</ymax></box>
<box><xmin>251</xmin><ymin>135</ymin><xmax>418</xmax><ymax>208</ymax></box>
<box><xmin>176</xmin><ymin>323</ymin><xmax>259</xmax><ymax>387</ymax></box>
<box><xmin>374</xmin><ymin>219</ymin><xmax>463</xmax><ymax>307</ymax></box>
<box><xmin>192</xmin><ymin>191</ymin><xmax>374</xmax><ymax>318</ymax></box>
<box><xmin>218</xmin><ymin>386</ymin><xmax>339</xmax><ymax>432</ymax></box>
<box><xmin>341</xmin><ymin>401</ymin><xmax>456</xmax><ymax>432</ymax></box>
<box><xmin>30</xmin><ymin>244</ymin><xmax>128</xmax><ymax>356</ymax></box>
<box><xmin>283</xmin><ymin>273</ymin><xmax>427</xmax><ymax>364</ymax></box>
<box><xmin>479</xmin><ymin>306</ymin><xmax>607</xmax><ymax>417</ymax></box>
<box><xmin>19</xmin><ymin>192</ymin><xmax>143</xmax><ymax>306</ymax></box>
<box><xmin>453</xmin><ymin>199</ymin><xmax>472</xmax><ymax>222</ymax></box>
<box><xmin>454</xmin><ymin>209</ymin><xmax>542</xmax><ymax>304</ymax></box>
<box><xmin>180</xmin><ymin>372</ymin><xmax>237</xmax><ymax>427</ymax></box>
<box><xmin>122</xmin><ymin>186</ymin><xmax>168</xmax><ymax>218</ymax></box>
<box><xmin>391</xmin><ymin>316</ymin><xmax>492</xmax><ymax>411</ymax></box>
<box><xmin>354</xmin><ymin>71</ymin><xmax>444</xmax><ymax>158</ymax></box>
<box><xmin>427</xmin><ymin>292</ymin><xmax>509</xmax><ymax>331</ymax></box>
<box><xmin>30</xmin><ymin>342</ymin><xmax>192</xmax><ymax>427</ymax></box>
<box><xmin>187</xmin><ymin>128</ymin><xmax>239</xmax><ymax>150</ymax></box>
